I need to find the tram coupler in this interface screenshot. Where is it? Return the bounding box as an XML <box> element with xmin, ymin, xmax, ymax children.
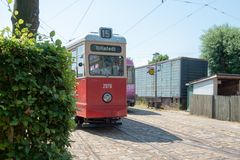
<box><xmin>79</xmin><ymin>118</ymin><xmax>122</xmax><ymax>128</ymax></box>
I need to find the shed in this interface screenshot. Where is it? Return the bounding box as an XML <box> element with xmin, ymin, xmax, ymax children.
<box><xmin>187</xmin><ymin>73</ymin><xmax>240</xmax><ymax>110</ymax></box>
<box><xmin>188</xmin><ymin>73</ymin><xmax>240</xmax><ymax>95</ymax></box>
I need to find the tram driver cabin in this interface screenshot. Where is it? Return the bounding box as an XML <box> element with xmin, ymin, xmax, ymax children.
<box><xmin>135</xmin><ymin>57</ymin><xmax>208</xmax><ymax>110</ymax></box>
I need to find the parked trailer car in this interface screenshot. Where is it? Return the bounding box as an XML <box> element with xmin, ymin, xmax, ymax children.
<box><xmin>127</xmin><ymin>58</ymin><xmax>135</xmax><ymax>106</ymax></box>
<box><xmin>135</xmin><ymin>57</ymin><xmax>208</xmax><ymax>109</ymax></box>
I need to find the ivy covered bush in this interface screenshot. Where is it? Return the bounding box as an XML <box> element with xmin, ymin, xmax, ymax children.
<box><xmin>0</xmin><ymin>31</ymin><xmax>76</xmax><ymax>159</ymax></box>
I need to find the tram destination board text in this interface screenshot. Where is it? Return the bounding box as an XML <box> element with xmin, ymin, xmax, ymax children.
<box><xmin>91</xmin><ymin>44</ymin><xmax>121</xmax><ymax>53</ymax></box>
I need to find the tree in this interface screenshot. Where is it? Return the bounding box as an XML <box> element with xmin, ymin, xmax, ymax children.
<box><xmin>11</xmin><ymin>0</ymin><xmax>39</xmax><ymax>37</ymax></box>
<box><xmin>148</xmin><ymin>52</ymin><xmax>169</xmax><ymax>64</ymax></box>
<box><xmin>200</xmin><ymin>24</ymin><xmax>240</xmax><ymax>75</ymax></box>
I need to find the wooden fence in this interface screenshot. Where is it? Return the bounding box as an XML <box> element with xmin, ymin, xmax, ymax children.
<box><xmin>190</xmin><ymin>95</ymin><xmax>240</xmax><ymax>122</ymax></box>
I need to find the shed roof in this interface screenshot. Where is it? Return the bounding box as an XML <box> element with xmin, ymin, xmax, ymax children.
<box><xmin>187</xmin><ymin>73</ymin><xmax>240</xmax><ymax>85</ymax></box>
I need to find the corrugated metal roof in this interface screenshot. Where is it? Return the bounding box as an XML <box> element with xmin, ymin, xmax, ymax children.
<box><xmin>135</xmin><ymin>57</ymin><xmax>207</xmax><ymax>69</ymax></box>
<box><xmin>188</xmin><ymin>73</ymin><xmax>240</xmax><ymax>85</ymax></box>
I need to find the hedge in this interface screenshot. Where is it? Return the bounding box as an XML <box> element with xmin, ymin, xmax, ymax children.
<box><xmin>0</xmin><ymin>35</ymin><xmax>76</xmax><ymax>160</ymax></box>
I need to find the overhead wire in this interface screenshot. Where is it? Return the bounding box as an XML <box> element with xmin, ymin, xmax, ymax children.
<box><xmin>170</xmin><ymin>0</ymin><xmax>240</xmax><ymax>23</ymax></box>
<box><xmin>207</xmin><ymin>5</ymin><xmax>240</xmax><ymax>23</ymax></box>
<box><xmin>170</xmin><ymin>0</ymin><xmax>203</xmax><ymax>5</ymax></box>
<box><xmin>47</xmin><ymin>0</ymin><xmax>82</xmax><ymax>22</ymax></box>
<box><xmin>39</xmin><ymin>18</ymin><xmax>67</xmax><ymax>42</ymax></box>
<box><xmin>69</xmin><ymin>0</ymin><xmax>94</xmax><ymax>41</ymax></box>
<box><xmin>122</xmin><ymin>0</ymin><xmax>166</xmax><ymax>36</ymax></box>
<box><xmin>39</xmin><ymin>24</ymin><xmax>49</xmax><ymax>33</ymax></box>
<box><xmin>129</xmin><ymin>0</ymin><xmax>216</xmax><ymax>52</ymax></box>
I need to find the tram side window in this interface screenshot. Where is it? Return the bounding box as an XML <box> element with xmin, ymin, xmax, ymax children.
<box><xmin>77</xmin><ymin>45</ymin><xmax>84</xmax><ymax>77</ymax></box>
<box><xmin>71</xmin><ymin>50</ymin><xmax>77</xmax><ymax>74</ymax></box>
<box><xmin>71</xmin><ymin>45</ymin><xmax>85</xmax><ymax>77</ymax></box>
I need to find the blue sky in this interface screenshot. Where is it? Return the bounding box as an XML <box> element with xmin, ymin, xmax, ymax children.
<box><xmin>0</xmin><ymin>0</ymin><xmax>240</xmax><ymax>67</ymax></box>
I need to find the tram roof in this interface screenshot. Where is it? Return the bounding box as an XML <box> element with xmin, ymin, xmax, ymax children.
<box><xmin>66</xmin><ymin>33</ymin><xmax>126</xmax><ymax>49</ymax></box>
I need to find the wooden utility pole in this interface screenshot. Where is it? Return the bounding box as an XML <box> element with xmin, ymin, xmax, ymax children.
<box><xmin>11</xmin><ymin>0</ymin><xmax>39</xmax><ymax>37</ymax></box>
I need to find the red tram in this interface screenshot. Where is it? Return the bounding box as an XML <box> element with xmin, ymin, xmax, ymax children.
<box><xmin>67</xmin><ymin>27</ymin><xmax>127</xmax><ymax>125</ymax></box>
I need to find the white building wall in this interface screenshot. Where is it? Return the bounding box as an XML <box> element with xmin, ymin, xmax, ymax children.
<box><xmin>193</xmin><ymin>79</ymin><xmax>214</xmax><ymax>95</ymax></box>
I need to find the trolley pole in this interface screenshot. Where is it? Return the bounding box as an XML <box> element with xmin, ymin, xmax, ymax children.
<box><xmin>153</xmin><ymin>52</ymin><xmax>159</xmax><ymax>108</ymax></box>
<box><xmin>154</xmin><ymin>62</ymin><xmax>157</xmax><ymax>108</ymax></box>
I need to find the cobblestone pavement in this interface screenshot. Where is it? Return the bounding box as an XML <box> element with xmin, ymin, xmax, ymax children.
<box><xmin>69</xmin><ymin>106</ymin><xmax>240</xmax><ymax>160</ymax></box>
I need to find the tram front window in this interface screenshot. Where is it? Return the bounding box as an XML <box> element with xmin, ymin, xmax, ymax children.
<box><xmin>89</xmin><ymin>55</ymin><xmax>124</xmax><ymax>76</ymax></box>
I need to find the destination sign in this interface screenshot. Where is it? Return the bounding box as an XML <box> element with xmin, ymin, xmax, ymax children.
<box><xmin>90</xmin><ymin>44</ymin><xmax>121</xmax><ymax>53</ymax></box>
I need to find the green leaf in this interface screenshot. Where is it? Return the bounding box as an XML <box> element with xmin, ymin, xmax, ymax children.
<box><xmin>18</xmin><ymin>19</ymin><xmax>24</xmax><ymax>25</ymax></box>
<box><xmin>16</xmin><ymin>100</ymin><xmax>23</xmax><ymax>105</ymax></box>
<box><xmin>0</xmin><ymin>105</ymin><xmax>6</xmax><ymax>110</ymax></box>
<box><xmin>22</xmin><ymin>120</ymin><xmax>28</xmax><ymax>127</ymax></box>
<box><xmin>21</xmin><ymin>28</ymin><xmax>28</xmax><ymax>33</ymax></box>
<box><xmin>19</xmin><ymin>84</ymin><xmax>27</xmax><ymax>90</ymax></box>
<box><xmin>50</xmin><ymin>129</ymin><xmax>56</xmax><ymax>134</ymax></box>
<box><xmin>7</xmin><ymin>0</ymin><xmax>13</xmax><ymax>4</ymax></box>
<box><xmin>50</xmin><ymin>31</ymin><xmax>55</xmax><ymax>38</ymax></box>
<box><xmin>12</xmin><ymin>85</ymin><xmax>19</xmax><ymax>91</ymax></box>
<box><xmin>10</xmin><ymin>118</ymin><xmax>19</xmax><ymax>126</ymax></box>
<box><xmin>55</xmin><ymin>39</ymin><xmax>62</xmax><ymax>46</ymax></box>
<box><xmin>28</xmin><ymin>32</ymin><xmax>34</xmax><ymax>38</ymax></box>
<box><xmin>25</xmin><ymin>23</ymin><xmax>32</xmax><ymax>28</ymax></box>
<box><xmin>24</xmin><ymin>146</ymin><xmax>30</xmax><ymax>154</ymax></box>
<box><xmin>0</xmin><ymin>143</ymin><xmax>8</xmax><ymax>150</ymax></box>
<box><xmin>14</xmin><ymin>10</ymin><xmax>19</xmax><ymax>16</ymax></box>
<box><xmin>45</xmin><ymin>128</ymin><xmax>50</xmax><ymax>134</ymax></box>
<box><xmin>5</xmin><ymin>26</ymin><xmax>11</xmax><ymax>32</ymax></box>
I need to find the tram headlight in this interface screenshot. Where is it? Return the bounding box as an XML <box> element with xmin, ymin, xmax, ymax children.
<box><xmin>102</xmin><ymin>92</ymin><xmax>112</xmax><ymax>103</ymax></box>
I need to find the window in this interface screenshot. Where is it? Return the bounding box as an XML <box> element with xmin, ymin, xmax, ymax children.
<box><xmin>89</xmin><ymin>55</ymin><xmax>124</xmax><ymax>76</ymax></box>
<box><xmin>71</xmin><ymin>45</ymin><xmax>84</xmax><ymax>77</ymax></box>
<box><xmin>127</xmin><ymin>66</ymin><xmax>135</xmax><ymax>84</ymax></box>
<box><xmin>71</xmin><ymin>50</ymin><xmax>77</xmax><ymax>72</ymax></box>
<box><xmin>77</xmin><ymin>45</ymin><xmax>84</xmax><ymax>77</ymax></box>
